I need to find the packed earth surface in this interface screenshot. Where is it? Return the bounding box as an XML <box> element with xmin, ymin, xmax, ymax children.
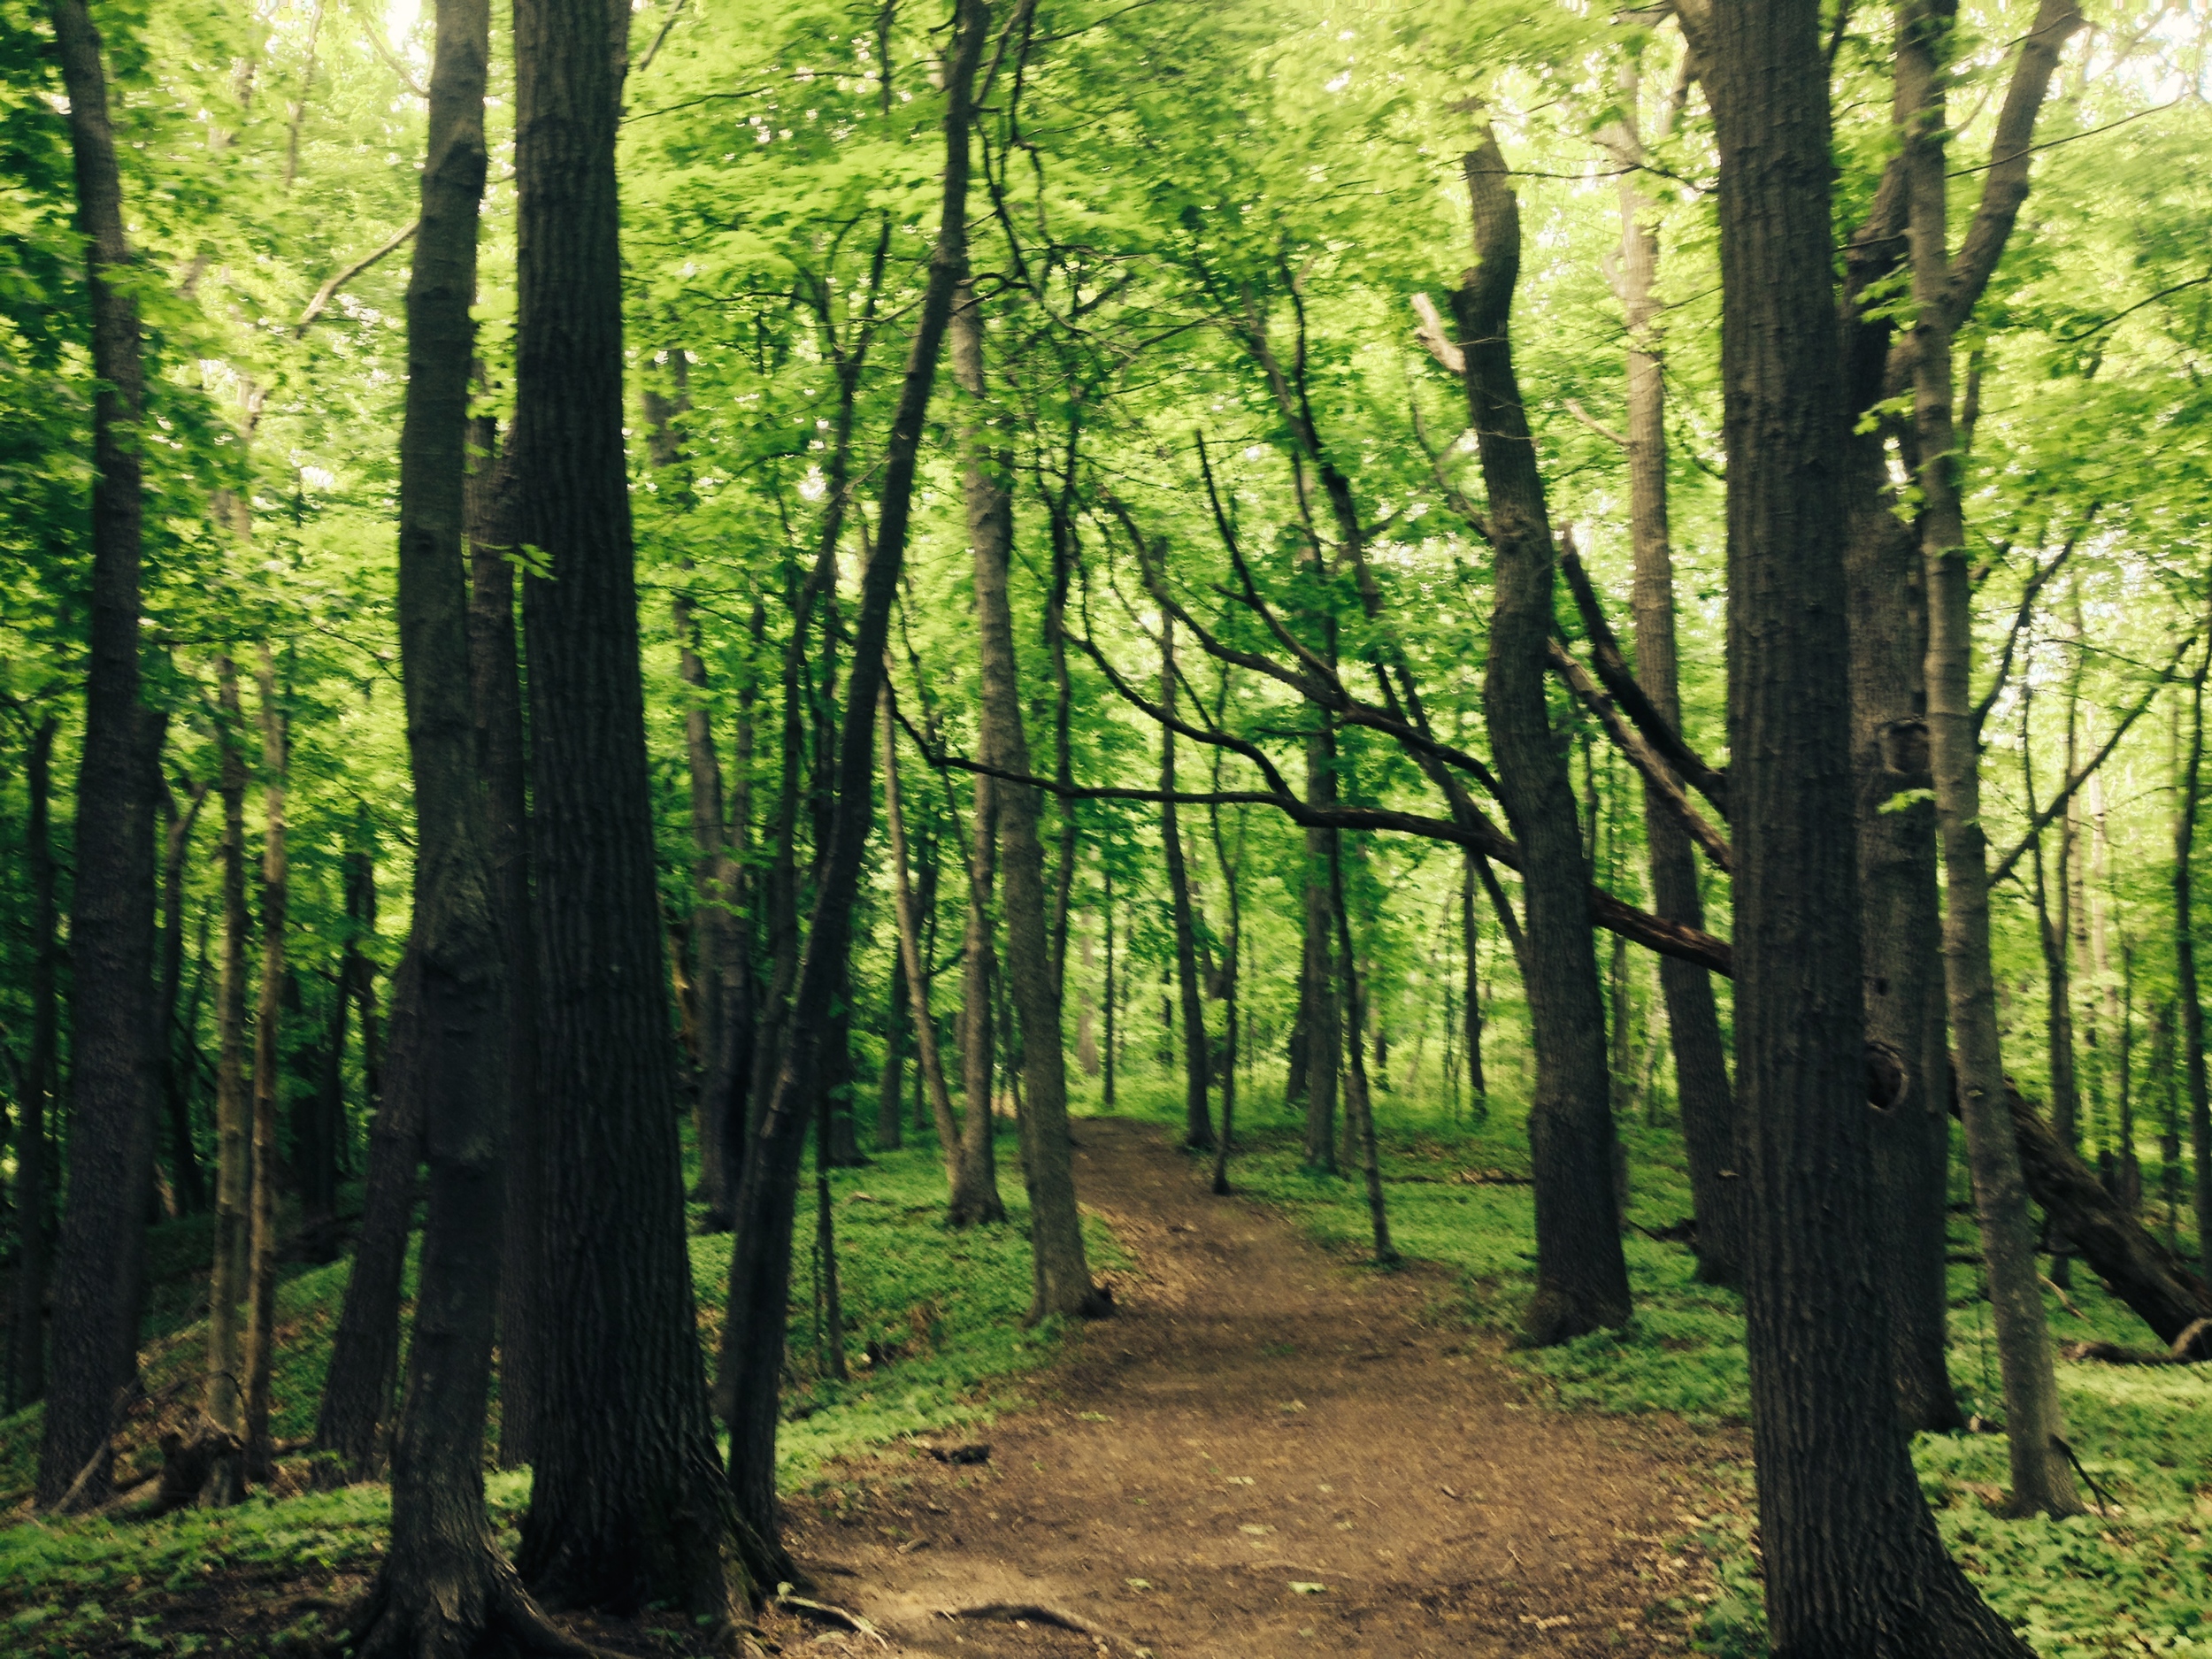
<box><xmin>781</xmin><ymin>1119</ymin><xmax>1725</xmax><ymax>1657</ymax></box>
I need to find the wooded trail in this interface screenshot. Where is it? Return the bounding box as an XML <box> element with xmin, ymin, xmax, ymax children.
<box><xmin>784</xmin><ymin>1120</ymin><xmax>1720</xmax><ymax>1657</ymax></box>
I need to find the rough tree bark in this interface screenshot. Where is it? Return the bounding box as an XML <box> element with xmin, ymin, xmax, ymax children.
<box><xmin>1903</xmin><ymin>0</ymin><xmax>2078</xmax><ymax>1519</ymax></box>
<box><xmin>719</xmin><ymin>0</ymin><xmax>991</xmax><ymax>1586</ymax></box>
<box><xmin>1449</xmin><ymin>126</ymin><xmax>1629</xmax><ymax>1346</ymax></box>
<box><xmin>1693</xmin><ymin>0</ymin><xmax>2039</xmax><ymax>1646</ymax></box>
<box><xmin>953</xmin><ymin>281</ymin><xmax>1103</xmax><ymax>1319</ymax></box>
<box><xmin>37</xmin><ymin>0</ymin><xmax>165</xmax><ymax>1509</ymax></box>
<box><xmin>510</xmin><ymin>0</ymin><xmax>733</xmax><ymax>1618</ymax></box>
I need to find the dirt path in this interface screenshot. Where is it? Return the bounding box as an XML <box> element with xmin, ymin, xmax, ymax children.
<box><xmin>782</xmin><ymin>1119</ymin><xmax>1718</xmax><ymax>1658</ymax></box>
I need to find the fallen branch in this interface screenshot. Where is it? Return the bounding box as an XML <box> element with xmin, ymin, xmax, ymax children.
<box><xmin>778</xmin><ymin>1590</ymin><xmax>889</xmax><ymax>1649</ymax></box>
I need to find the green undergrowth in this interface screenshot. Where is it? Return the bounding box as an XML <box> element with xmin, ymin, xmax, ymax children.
<box><xmin>0</xmin><ymin>1128</ymin><xmax>1109</xmax><ymax>1651</ymax></box>
<box><xmin>1079</xmin><ymin>1071</ymin><xmax>2212</xmax><ymax>1658</ymax></box>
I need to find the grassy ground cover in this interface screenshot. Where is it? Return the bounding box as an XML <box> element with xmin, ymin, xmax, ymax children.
<box><xmin>1078</xmin><ymin>1070</ymin><xmax>2212</xmax><ymax>1659</ymax></box>
<box><xmin>0</xmin><ymin>1127</ymin><xmax>1102</xmax><ymax>1655</ymax></box>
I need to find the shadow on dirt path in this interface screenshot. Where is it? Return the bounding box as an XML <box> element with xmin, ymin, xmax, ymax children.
<box><xmin>782</xmin><ymin>1118</ymin><xmax>1722</xmax><ymax>1658</ymax></box>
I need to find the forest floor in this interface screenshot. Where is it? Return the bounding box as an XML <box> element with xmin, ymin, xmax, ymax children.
<box><xmin>778</xmin><ymin>1117</ymin><xmax>1729</xmax><ymax>1658</ymax></box>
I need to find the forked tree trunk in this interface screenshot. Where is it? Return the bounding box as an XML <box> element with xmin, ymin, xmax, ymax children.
<box><xmin>1902</xmin><ymin>0</ymin><xmax>2077</xmax><ymax>1519</ymax></box>
<box><xmin>241</xmin><ymin>645</ymin><xmax>288</xmax><ymax>1482</ymax></box>
<box><xmin>1692</xmin><ymin>0</ymin><xmax>2038</xmax><ymax>1646</ymax></box>
<box><xmin>1450</xmin><ymin>127</ymin><xmax>1628</xmax><ymax>1346</ymax></box>
<box><xmin>36</xmin><ymin>0</ymin><xmax>164</xmax><ymax>1510</ymax></box>
<box><xmin>347</xmin><ymin>0</ymin><xmax>583</xmax><ymax>1641</ymax></box>
<box><xmin>10</xmin><ymin>718</ymin><xmax>59</xmax><ymax>1411</ymax></box>
<box><xmin>511</xmin><ymin>0</ymin><xmax>732</xmax><ymax>1617</ymax></box>
<box><xmin>953</xmin><ymin>283</ymin><xmax>1102</xmax><ymax>1319</ymax></box>
<box><xmin>1157</xmin><ymin>619</ymin><xmax>1211</xmax><ymax>1150</ymax></box>
<box><xmin>719</xmin><ymin>0</ymin><xmax>991</xmax><ymax>1587</ymax></box>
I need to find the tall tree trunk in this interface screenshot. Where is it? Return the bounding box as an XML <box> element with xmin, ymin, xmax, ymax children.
<box><xmin>877</xmin><ymin>941</ymin><xmax>906</xmax><ymax>1151</ymax></box>
<box><xmin>36</xmin><ymin>0</ymin><xmax>163</xmax><ymax>1510</ymax></box>
<box><xmin>10</xmin><ymin>718</ymin><xmax>59</xmax><ymax>1410</ymax></box>
<box><xmin>1692</xmin><ymin>0</ymin><xmax>2039</xmax><ymax>1645</ymax></box>
<box><xmin>1102</xmin><ymin>863</ymin><xmax>1118</xmax><ymax>1110</ymax></box>
<box><xmin>719</xmin><ymin>1</ymin><xmax>990</xmax><ymax>1583</ymax></box>
<box><xmin>2178</xmin><ymin>633</ymin><xmax>2212</xmax><ymax>1299</ymax></box>
<box><xmin>347</xmin><ymin>0</ymin><xmax>582</xmax><ymax>1639</ymax></box>
<box><xmin>884</xmin><ymin>696</ymin><xmax>962</xmax><ymax>1165</ymax></box>
<box><xmin>1208</xmin><ymin>808</ymin><xmax>1241</xmax><ymax>1196</ymax></box>
<box><xmin>952</xmin><ymin>771</ymin><xmax>1006</xmax><ymax>1225</ymax></box>
<box><xmin>1902</xmin><ymin>0</ymin><xmax>2077</xmax><ymax>1519</ymax></box>
<box><xmin>206</xmin><ymin>657</ymin><xmax>253</xmax><ymax>1496</ymax></box>
<box><xmin>1300</xmin><ymin>732</ymin><xmax>1339</xmax><ymax>1171</ymax></box>
<box><xmin>1331</xmin><ymin>841</ymin><xmax>1394</xmax><ymax>1263</ymax></box>
<box><xmin>240</xmin><ymin>647</ymin><xmax>288</xmax><ymax>1482</ymax></box>
<box><xmin>157</xmin><ymin>779</ymin><xmax>210</xmax><ymax>1215</ymax></box>
<box><xmin>2025</xmin><ymin>679</ymin><xmax>2082</xmax><ymax>1275</ymax></box>
<box><xmin>953</xmin><ymin>282</ymin><xmax>1102</xmax><ymax>1319</ymax></box>
<box><xmin>1156</xmin><ymin>618</ymin><xmax>1211</xmax><ymax>1150</ymax></box>
<box><xmin>1460</xmin><ymin>850</ymin><xmax>1486</xmax><ymax>1103</ymax></box>
<box><xmin>510</xmin><ymin>0</ymin><xmax>731</xmax><ymax>1617</ymax></box>
<box><xmin>1449</xmin><ymin>127</ymin><xmax>1628</xmax><ymax>1346</ymax></box>
<box><xmin>1601</xmin><ymin>88</ymin><xmax>1741</xmax><ymax>1280</ymax></box>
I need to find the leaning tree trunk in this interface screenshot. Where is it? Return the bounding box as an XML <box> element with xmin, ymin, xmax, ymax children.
<box><xmin>1450</xmin><ymin>127</ymin><xmax>1629</xmax><ymax>1347</ymax></box>
<box><xmin>1603</xmin><ymin>79</ymin><xmax>1741</xmax><ymax>1286</ymax></box>
<box><xmin>349</xmin><ymin>0</ymin><xmax>588</xmax><ymax>1641</ymax></box>
<box><xmin>11</xmin><ymin>718</ymin><xmax>59</xmax><ymax>1411</ymax></box>
<box><xmin>1157</xmin><ymin>618</ymin><xmax>1212</xmax><ymax>1151</ymax></box>
<box><xmin>1903</xmin><ymin>0</ymin><xmax>2077</xmax><ymax>1519</ymax></box>
<box><xmin>510</xmin><ymin>0</ymin><xmax>732</xmax><ymax>1618</ymax></box>
<box><xmin>953</xmin><ymin>282</ymin><xmax>1103</xmax><ymax>1319</ymax></box>
<box><xmin>241</xmin><ymin>645</ymin><xmax>289</xmax><ymax>1482</ymax></box>
<box><xmin>1693</xmin><ymin>0</ymin><xmax>2039</xmax><ymax>1647</ymax></box>
<box><xmin>719</xmin><ymin>0</ymin><xmax>990</xmax><ymax>1586</ymax></box>
<box><xmin>35</xmin><ymin>0</ymin><xmax>163</xmax><ymax>1511</ymax></box>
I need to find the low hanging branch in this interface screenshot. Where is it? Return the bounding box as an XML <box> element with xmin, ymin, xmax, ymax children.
<box><xmin>885</xmin><ymin>683</ymin><xmax>1733</xmax><ymax>977</ymax></box>
<box><xmin>1548</xmin><ymin>640</ymin><xmax>1732</xmax><ymax>873</ymax></box>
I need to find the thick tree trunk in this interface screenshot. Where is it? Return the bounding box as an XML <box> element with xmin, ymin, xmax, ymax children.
<box><xmin>10</xmin><ymin>718</ymin><xmax>59</xmax><ymax>1411</ymax></box>
<box><xmin>719</xmin><ymin>0</ymin><xmax>990</xmax><ymax>1586</ymax></box>
<box><xmin>1694</xmin><ymin>0</ymin><xmax>2035</xmax><ymax>1646</ymax></box>
<box><xmin>511</xmin><ymin>0</ymin><xmax>732</xmax><ymax>1617</ymax></box>
<box><xmin>1904</xmin><ymin>0</ymin><xmax>2077</xmax><ymax>1519</ymax></box>
<box><xmin>1156</xmin><ymin>620</ymin><xmax>1212</xmax><ymax>1150</ymax></box>
<box><xmin>36</xmin><ymin>0</ymin><xmax>163</xmax><ymax>1510</ymax></box>
<box><xmin>953</xmin><ymin>283</ymin><xmax>1102</xmax><ymax>1319</ymax></box>
<box><xmin>348</xmin><ymin>0</ymin><xmax>582</xmax><ymax>1639</ymax></box>
<box><xmin>1602</xmin><ymin>96</ymin><xmax>1740</xmax><ymax>1283</ymax></box>
<box><xmin>1450</xmin><ymin>128</ymin><xmax>1628</xmax><ymax>1346</ymax></box>
<box><xmin>241</xmin><ymin>646</ymin><xmax>288</xmax><ymax>1482</ymax></box>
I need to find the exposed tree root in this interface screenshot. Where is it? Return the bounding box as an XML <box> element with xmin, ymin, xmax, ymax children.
<box><xmin>942</xmin><ymin>1602</ymin><xmax>1131</xmax><ymax>1647</ymax></box>
<box><xmin>775</xmin><ymin>1589</ymin><xmax>889</xmax><ymax>1648</ymax></box>
<box><xmin>349</xmin><ymin>1551</ymin><xmax>615</xmax><ymax>1659</ymax></box>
